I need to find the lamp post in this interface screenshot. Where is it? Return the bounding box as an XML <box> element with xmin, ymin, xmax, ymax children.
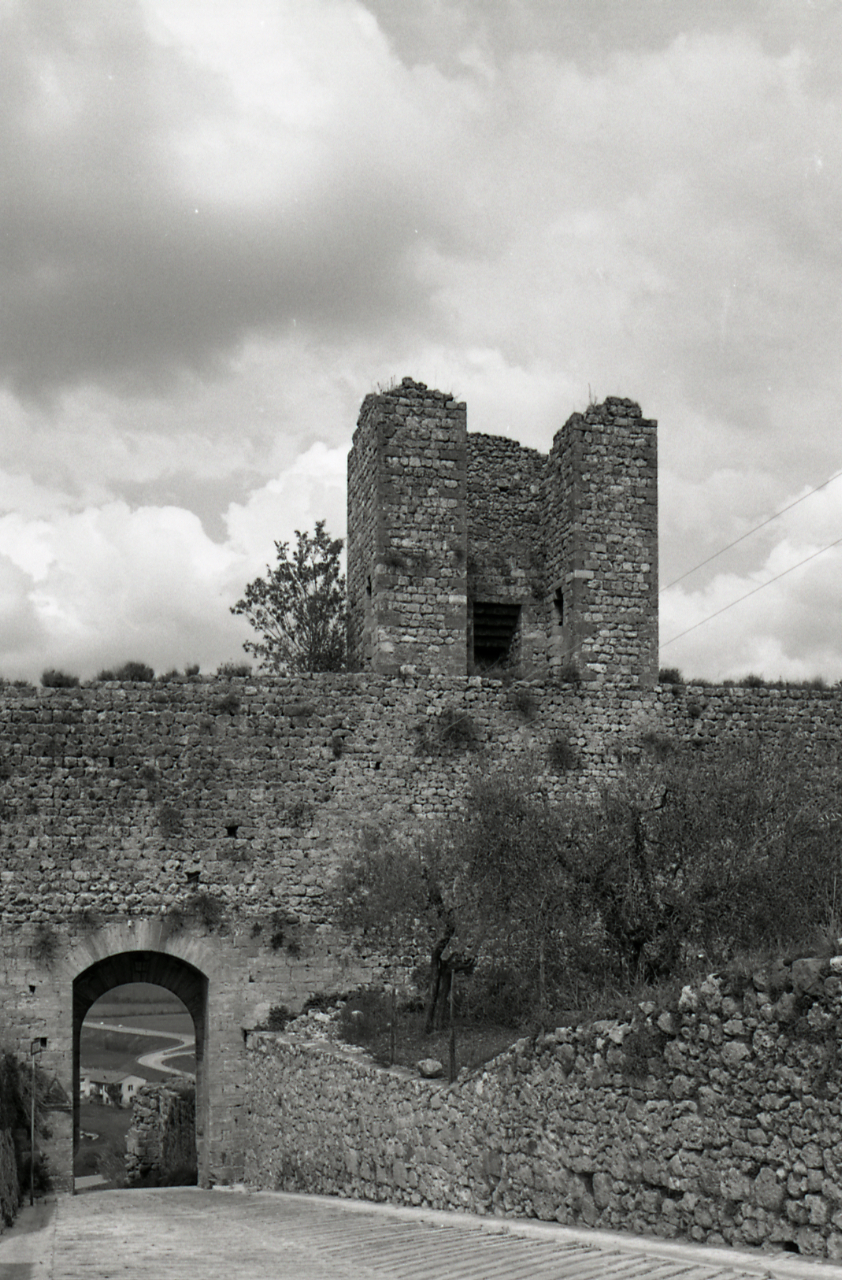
<box><xmin>30</xmin><ymin>1037</ymin><xmax>46</xmax><ymax>1206</ymax></box>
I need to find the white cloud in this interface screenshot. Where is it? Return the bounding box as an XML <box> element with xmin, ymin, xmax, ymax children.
<box><xmin>225</xmin><ymin>442</ymin><xmax>349</xmax><ymax>562</ymax></box>
<box><xmin>0</xmin><ymin>1</ymin><xmax>839</xmax><ymax>682</ymax></box>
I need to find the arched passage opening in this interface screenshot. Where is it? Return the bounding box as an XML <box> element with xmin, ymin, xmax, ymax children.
<box><xmin>72</xmin><ymin>951</ymin><xmax>208</xmax><ymax>1190</ymax></box>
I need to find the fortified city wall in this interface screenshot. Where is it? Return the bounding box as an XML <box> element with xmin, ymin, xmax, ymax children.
<box><xmin>1</xmin><ymin>377</ymin><xmax>840</xmax><ymax>1202</ymax></box>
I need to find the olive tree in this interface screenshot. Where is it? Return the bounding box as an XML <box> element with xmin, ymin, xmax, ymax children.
<box><xmin>333</xmin><ymin>736</ymin><xmax>842</xmax><ymax>1027</ymax></box>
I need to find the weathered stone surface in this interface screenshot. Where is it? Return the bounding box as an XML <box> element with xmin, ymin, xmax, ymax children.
<box><xmin>246</xmin><ymin>953</ymin><xmax>842</xmax><ymax>1261</ymax></box>
<box><xmin>125</xmin><ymin>1083</ymin><xmax>197</xmax><ymax>1187</ymax></box>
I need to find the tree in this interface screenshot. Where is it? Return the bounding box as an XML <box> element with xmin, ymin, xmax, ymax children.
<box><xmin>332</xmin><ymin>828</ymin><xmax>476</xmax><ymax>1033</ymax></box>
<box><xmin>231</xmin><ymin>521</ymin><xmax>347</xmax><ymax>673</ymax></box>
<box><xmin>578</xmin><ymin>733</ymin><xmax>842</xmax><ymax>984</ymax></box>
<box><xmin>333</xmin><ymin>736</ymin><xmax>842</xmax><ymax>1028</ymax></box>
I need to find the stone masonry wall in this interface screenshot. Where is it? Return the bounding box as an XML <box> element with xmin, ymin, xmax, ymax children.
<box><xmin>546</xmin><ymin>398</ymin><xmax>658</xmax><ymax>688</ymax></box>
<box><xmin>125</xmin><ymin>1081</ymin><xmax>197</xmax><ymax>1186</ymax></box>
<box><xmin>466</xmin><ymin>434</ymin><xmax>548</xmax><ymax>674</ymax></box>
<box><xmin>2</xmin><ymin>672</ymin><xmax>842</xmax><ymax>1192</ymax></box>
<box><xmin>1</xmin><ymin>674</ymin><xmax>841</xmax><ymax>933</ymax></box>
<box><xmin>346</xmin><ymin>378</ymin><xmax>468</xmax><ymax>675</ymax></box>
<box><xmin>347</xmin><ymin>386</ymin><xmax>659</xmax><ymax>686</ymax></box>
<box><xmin>346</xmin><ymin>392</ymin><xmax>380</xmax><ymax>670</ymax></box>
<box><xmin>246</xmin><ymin>954</ymin><xmax>842</xmax><ymax>1260</ymax></box>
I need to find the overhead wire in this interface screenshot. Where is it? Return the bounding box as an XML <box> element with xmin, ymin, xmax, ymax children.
<box><xmin>660</xmin><ymin>533</ymin><xmax>842</xmax><ymax>650</ymax></box>
<box><xmin>660</xmin><ymin>466</ymin><xmax>842</xmax><ymax>594</ymax></box>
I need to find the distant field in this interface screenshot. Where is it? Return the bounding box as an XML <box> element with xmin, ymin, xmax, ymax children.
<box><xmin>88</xmin><ymin>1011</ymin><xmax>195</xmax><ymax>1036</ymax></box>
<box><xmin>164</xmin><ymin>1053</ymin><xmax>196</xmax><ymax>1074</ymax></box>
<box><xmin>80</xmin><ymin>1027</ymin><xmax>176</xmax><ymax>1082</ymax></box>
<box><xmin>91</xmin><ymin>1004</ymin><xmax>188</xmax><ymax>1018</ymax></box>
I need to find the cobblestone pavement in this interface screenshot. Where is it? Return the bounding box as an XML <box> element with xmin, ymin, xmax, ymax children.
<box><xmin>3</xmin><ymin>1189</ymin><xmax>842</xmax><ymax>1280</ymax></box>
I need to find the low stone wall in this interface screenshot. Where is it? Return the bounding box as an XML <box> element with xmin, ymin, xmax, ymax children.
<box><xmin>245</xmin><ymin>956</ymin><xmax>842</xmax><ymax>1260</ymax></box>
<box><xmin>0</xmin><ymin>1129</ymin><xmax>18</xmax><ymax>1232</ymax></box>
<box><xmin>125</xmin><ymin>1082</ymin><xmax>196</xmax><ymax>1187</ymax></box>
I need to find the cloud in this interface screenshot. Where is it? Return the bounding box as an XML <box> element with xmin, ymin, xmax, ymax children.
<box><xmin>661</xmin><ymin>477</ymin><xmax>842</xmax><ymax>681</ymax></box>
<box><xmin>1</xmin><ymin>1</ymin><xmax>840</xmax><ymax>683</ymax></box>
<box><xmin>224</xmin><ymin>441</ymin><xmax>348</xmax><ymax>561</ymax></box>
<box><xmin>0</xmin><ymin>500</ymin><xmax>244</xmax><ymax>678</ymax></box>
<box><xmin>0</xmin><ymin>439</ymin><xmax>349</xmax><ymax>681</ymax></box>
<box><xmin>0</xmin><ymin>0</ymin><xmax>469</xmax><ymax>397</ymax></box>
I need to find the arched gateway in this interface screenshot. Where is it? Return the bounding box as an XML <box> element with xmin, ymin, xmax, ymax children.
<box><xmin>39</xmin><ymin>919</ymin><xmax>256</xmax><ymax>1191</ymax></box>
<box><xmin>73</xmin><ymin>949</ymin><xmax>208</xmax><ymax>1185</ymax></box>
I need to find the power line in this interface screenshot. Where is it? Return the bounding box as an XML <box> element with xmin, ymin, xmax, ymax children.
<box><xmin>660</xmin><ymin>533</ymin><xmax>842</xmax><ymax>650</ymax></box>
<box><xmin>660</xmin><ymin>466</ymin><xmax>842</xmax><ymax>594</ymax></box>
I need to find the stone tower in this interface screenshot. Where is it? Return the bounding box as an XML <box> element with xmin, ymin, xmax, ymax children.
<box><xmin>347</xmin><ymin>381</ymin><xmax>658</xmax><ymax>686</ymax></box>
<box><xmin>545</xmin><ymin>398</ymin><xmax>658</xmax><ymax>687</ymax></box>
<box><xmin>346</xmin><ymin>379</ymin><xmax>468</xmax><ymax>674</ymax></box>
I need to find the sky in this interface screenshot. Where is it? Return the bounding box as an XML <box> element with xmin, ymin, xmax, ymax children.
<box><xmin>1</xmin><ymin>0</ymin><xmax>840</xmax><ymax>684</ymax></box>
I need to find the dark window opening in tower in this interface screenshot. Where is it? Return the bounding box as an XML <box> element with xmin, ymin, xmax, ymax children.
<box><xmin>472</xmin><ymin>602</ymin><xmax>521</xmax><ymax>671</ymax></box>
<box><xmin>553</xmin><ymin>587</ymin><xmax>564</xmax><ymax>625</ymax></box>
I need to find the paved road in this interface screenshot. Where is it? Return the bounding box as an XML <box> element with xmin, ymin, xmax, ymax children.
<box><xmin>2</xmin><ymin>1188</ymin><xmax>841</xmax><ymax>1280</ymax></box>
<box><xmin>90</xmin><ymin>1020</ymin><xmax>196</xmax><ymax>1078</ymax></box>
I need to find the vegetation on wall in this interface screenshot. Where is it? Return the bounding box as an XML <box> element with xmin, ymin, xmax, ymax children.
<box><xmin>0</xmin><ymin>1051</ymin><xmax>50</xmax><ymax>1196</ymax></box>
<box><xmin>334</xmin><ymin>736</ymin><xmax>842</xmax><ymax>1030</ymax></box>
<box><xmin>231</xmin><ymin>521</ymin><xmax>347</xmax><ymax>673</ymax></box>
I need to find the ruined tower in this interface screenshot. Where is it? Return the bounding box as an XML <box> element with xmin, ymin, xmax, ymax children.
<box><xmin>347</xmin><ymin>379</ymin><xmax>658</xmax><ymax>687</ymax></box>
<box><xmin>346</xmin><ymin>379</ymin><xmax>468</xmax><ymax>674</ymax></box>
<box><xmin>546</xmin><ymin>397</ymin><xmax>658</xmax><ymax>688</ymax></box>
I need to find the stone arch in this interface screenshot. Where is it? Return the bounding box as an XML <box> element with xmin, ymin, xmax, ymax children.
<box><xmin>72</xmin><ymin>949</ymin><xmax>208</xmax><ymax>1188</ymax></box>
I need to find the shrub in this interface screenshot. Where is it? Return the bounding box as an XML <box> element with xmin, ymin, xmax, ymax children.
<box><xmin>40</xmin><ymin>670</ymin><xmax>79</xmax><ymax>688</ymax></box>
<box><xmin>184</xmin><ymin>664</ymin><xmax>200</xmax><ymax>678</ymax></box>
<box><xmin>216</xmin><ymin>662</ymin><xmax>251</xmax><ymax>678</ymax></box>
<box><xmin>165</xmin><ymin>891</ymin><xmax>226</xmax><ymax>935</ymax></box>
<box><xmin>188</xmin><ymin>890</ymin><xmax>226</xmax><ymax>932</ymax></box>
<box><xmin>212</xmin><ymin>693</ymin><xmax>240</xmax><ymax>715</ymax></box>
<box><xmin>658</xmin><ymin>667</ymin><xmax>684</xmax><ymax>685</ymax></box>
<box><xmin>114</xmin><ymin>661</ymin><xmax>155</xmax><ymax>682</ymax></box>
<box><xmin>283</xmin><ymin>800</ymin><xmax>313</xmax><ymax>828</ymax></box>
<box><xmin>97</xmin><ymin>670</ymin><xmax>115</xmax><ymax>681</ymax></box>
<box><xmin>639</xmin><ymin>728</ymin><xmax>676</xmax><ymax>760</ymax></box>
<box><xmin>547</xmin><ymin>735</ymin><xmax>577</xmax><ymax>772</ymax></box>
<box><xmin>157</xmin><ymin>804</ymin><xmax>183</xmax><ymax>837</ymax></box>
<box><xmin>416</xmin><ymin>706</ymin><xmax>479</xmax><ymax>755</ymax></box>
<box><xmin>266</xmin><ymin>909</ymin><xmax>300</xmax><ymax>951</ymax></box>
<box><xmin>462</xmin><ymin>966</ymin><xmax>528</xmax><ymax>1028</ymax></box>
<box><xmin>266</xmin><ymin>1005</ymin><xmax>293</xmax><ymax>1030</ymax></box>
<box><xmin>302</xmin><ymin>992</ymin><xmax>342</xmax><ymax>1013</ymax></box>
<box><xmin>32</xmin><ymin>923</ymin><xmax>58</xmax><ymax>967</ymax></box>
<box><xmin>620</xmin><ymin>1022</ymin><xmax>667</xmax><ymax>1078</ymax></box>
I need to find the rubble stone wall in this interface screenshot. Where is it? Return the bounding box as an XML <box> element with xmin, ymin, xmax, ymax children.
<box><xmin>125</xmin><ymin>1082</ymin><xmax>196</xmax><ymax>1186</ymax></box>
<box><xmin>346</xmin><ymin>384</ymin><xmax>658</xmax><ymax>685</ymax></box>
<box><xmin>245</xmin><ymin>955</ymin><xmax>842</xmax><ymax>1260</ymax></box>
